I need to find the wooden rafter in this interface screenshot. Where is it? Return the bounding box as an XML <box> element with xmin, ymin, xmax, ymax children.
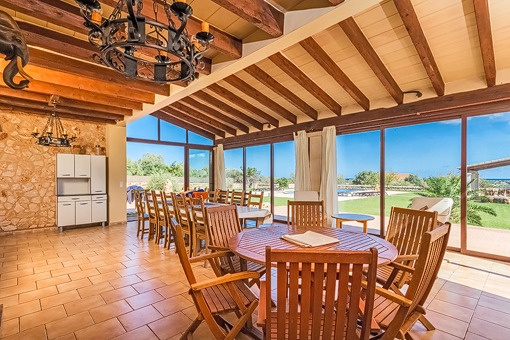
<box><xmin>329</xmin><ymin>0</ymin><xmax>345</xmax><ymax>4</ymax></box>
<box><xmin>244</xmin><ymin>66</ymin><xmax>318</xmax><ymax>120</ymax></box>
<box><xmin>16</xmin><ymin>21</ymin><xmax>212</xmax><ymax>76</ymax></box>
<box><xmin>207</xmin><ymin>84</ymin><xmax>280</xmax><ymax>127</ymax></box>
<box><xmin>180</xmin><ymin>97</ymin><xmax>250</xmax><ymax>134</ymax></box>
<box><xmin>152</xmin><ymin>111</ymin><xmax>215</xmax><ymax>140</ymax></box>
<box><xmin>0</xmin><ymin>87</ymin><xmax>132</xmax><ymax>117</ymax></box>
<box><xmin>193</xmin><ymin>91</ymin><xmax>264</xmax><ymax>131</ymax></box>
<box><xmin>339</xmin><ymin>18</ymin><xmax>403</xmax><ymax>104</ymax></box>
<box><xmin>268</xmin><ymin>53</ymin><xmax>342</xmax><ymax>115</ymax></box>
<box><xmin>473</xmin><ymin>0</ymin><xmax>496</xmax><ymax>87</ymax></box>
<box><xmin>1</xmin><ymin>105</ymin><xmax>116</xmax><ymax>125</ymax></box>
<box><xmin>394</xmin><ymin>0</ymin><xmax>444</xmax><ymax>96</ymax></box>
<box><xmin>223</xmin><ymin>75</ymin><xmax>297</xmax><ymax>124</ymax></box>
<box><xmin>29</xmin><ymin>49</ymin><xmax>169</xmax><ymax>96</ymax></box>
<box><xmin>99</xmin><ymin>0</ymin><xmax>242</xmax><ymax>59</ymax></box>
<box><xmin>171</xmin><ymin>102</ymin><xmax>237</xmax><ymax>136</ymax></box>
<box><xmin>210</xmin><ymin>0</ymin><xmax>284</xmax><ymax>37</ymax></box>
<box><xmin>218</xmin><ymin>83</ymin><xmax>510</xmax><ymax>147</ymax></box>
<box><xmin>300</xmin><ymin>37</ymin><xmax>370</xmax><ymax>110</ymax></box>
<box><xmin>161</xmin><ymin>107</ymin><xmax>225</xmax><ymax>137</ymax></box>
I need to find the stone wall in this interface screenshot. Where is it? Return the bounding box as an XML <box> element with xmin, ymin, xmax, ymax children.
<box><xmin>0</xmin><ymin>110</ymin><xmax>106</xmax><ymax>233</ymax></box>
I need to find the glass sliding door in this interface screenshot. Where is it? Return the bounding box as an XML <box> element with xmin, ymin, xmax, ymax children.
<box><xmin>385</xmin><ymin>120</ymin><xmax>461</xmax><ymax>247</ymax></box>
<box><xmin>273</xmin><ymin>141</ymin><xmax>295</xmax><ymax>220</ymax></box>
<box><xmin>224</xmin><ymin>148</ymin><xmax>243</xmax><ymax>191</ymax></box>
<box><xmin>466</xmin><ymin>112</ymin><xmax>510</xmax><ymax>258</ymax></box>
<box><xmin>336</xmin><ymin>131</ymin><xmax>381</xmax><ymax>233</ymax></box>
<box><xmin>188</xmin><ymin>149</ymin><xmax>211</xmax><ymax>190</ymax></box>
<box><xmin>246</xmin><ymin>145</ymin><xmax>271</xmax><ymax>208</ymax></box>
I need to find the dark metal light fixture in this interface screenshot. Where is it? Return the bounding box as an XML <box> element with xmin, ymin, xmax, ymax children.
<box><xmin>75</xmin><ymin>0</ymin><xmax>214</xmax><ymax>83</ymax></box>
<box><xmin>32</xmin><ymin>96</ymin><xmax>77</xmax><ymax>147</ymax></box>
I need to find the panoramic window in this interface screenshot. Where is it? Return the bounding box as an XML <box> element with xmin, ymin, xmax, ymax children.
<box><xmin>224</xmin><ymin>148</ymin><xmax>243</xmax><ymax>191</ymax></box>
<box><xmin>273</xmin><ymin>141</ymin><xmax>295</xmax><ymax>219</ymax></box>
<box><xmin>189</xmin><ymin>149</ymin><xmax>211</xmax><ymax>190</ymax></box>
<box><xmin>466</xmin><ymin>112</ymin><xmax>510</xmax><ymax>257</ymax></box>
<box><xmin>386</xmin><ymin>120</ymin><xmax>461</xmax><ymax>247</ymax></box>
<box><xmin>246</xmin><ymin>145</ymin><xmax>271</xmax><ymax>205</ymax></box>
<box><xmin>160</xmin><ymin>120</ymin><xmax>186</xmax><ymax>143</ymax></box>
<box><xmin>188</xmin><ymin>131</ymin><xmax>213</xmax><ymax>146</ymax></box>
<box><xmin>126</xmin><ymin>115</ymin><xmax>158</xmax><ymax>140</ymax></box>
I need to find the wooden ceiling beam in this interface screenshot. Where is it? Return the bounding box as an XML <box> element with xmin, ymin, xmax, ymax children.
<box><xmin>269</xmin><ymin>52</ymin><xmax>342</xmax><ymax>115</ymax></box>
<box><xmin>210</xmin><ymin>0</ymin><xmax>284</xmax><ymax>37</ymax></box>
<box><xmin>300</xmin><ymin>37</ymin><xmax>369</xmax><ymax>110</ymax></box>
<box><xmin>0</xmin><ymin>95</ymin><xmax>124</xmax><ymax>121</ymax></box>
<box><xmin>207</xmin><ymin>84</ymin><xmax>280</xmax><ymax>127</ymax></box>
<box><xmin>171</xmin><ymin>102</ymin><xmax>237</xmax><ymax>136</ymax></box>
<box><xmin>1</xmin><ymin>105</ymin><xmax>116</xmax><ymax>125</ymax></box>
<box><xmin>152</xmin><ymin>111</ymin><xmax>215</xmax><ymax>141</ymax></box>
<box><xmin>329</xmin><ymin>0</ymin><xmax>346</xmax><ymax>4</ymax></box>
<box><xmin>0</xmin><ymin>76</ymin><xmax>142</xmax><ymax>111</ymax></box>
<box><xmin>180</xmin><ymin>97</ymin><xmax>250</xmax><ymax>133</ymax></box>
<box><xmin>0</xmin><ymin>87</ymin><xmax>131</xmax><ymax>117</ymax></box>
<box><xmin>99</xmin><ymin>0</ymin><xmax>242</xmax><ymax>59</ymax></box>
<box><xmin>218</xmin><ymin>83</ymin><xmax>510</xmax><ymax>147</ymax></box>
<box><xmin>193</xmin><ymin>91</ymin><xmax>264</xmax><ymax>131</ymax></box>
<box><xmin>16</xmin><ymin>21</ymin><xmax>211</xmax><ymax>76</ymax></box>
<box><xmin>29</xmin><ymin>48</ymin><xmax>169</xmax><ymax>96</ymax></box>
<box><xmin>224</xmin><ymin>75</ymin><xmax>297</xmax><ymax>124</ymax></box>
<box><xmin>473</xmin><ymin>0</ymin><xmax>496</xmax><ymax>87</ymax></box>
<box><xmin>394</xmin><ymin>0</ymin><xmax>444</xmax><ymax>96</ymax></box>
<box><xmin>339</xmin><ymin>18</ymin><xmax>403</xmax><ymax>104</ymax></box>
<box><xmin>244</xmin><ymin>65</ymin><xmax>318</xmax><ymax>120</ymax></box>
<box><xmin>162</xmin><ymin>106</ymin><xmax>225</xmax><ymax>138</ymax></box>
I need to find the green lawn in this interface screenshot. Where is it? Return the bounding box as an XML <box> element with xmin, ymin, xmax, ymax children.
<box><xmin>269</xmin><ymin>192</ymin><xmax>510</xmax><ymax>230</ymax></box>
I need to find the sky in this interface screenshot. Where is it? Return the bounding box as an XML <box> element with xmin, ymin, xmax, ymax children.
<box><xmin>127</xmin><ymin>112</ymin><xmax>510</xmax><ymax>180</ymax></box>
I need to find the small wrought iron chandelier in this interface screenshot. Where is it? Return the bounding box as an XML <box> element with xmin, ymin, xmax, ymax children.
<box><xmin>32</xmin><ymin>96</ymin><xmax>77</xmax><ymax>147</ymax></box>
<box><xmin>74</xmin><ymin>0</ymin><xmax>214</xmax><ymax>83</ymax></box>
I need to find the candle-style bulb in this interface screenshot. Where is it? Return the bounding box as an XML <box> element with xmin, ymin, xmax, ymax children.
<box><xmin>33</xmin><ymin>127</ymin><xmax>38</xmax><ymax>134</ymax></box>
<box><xmin>201</xmin><ymin>21</ymin><xmax>209</xmax><ymax>33</ymax></box>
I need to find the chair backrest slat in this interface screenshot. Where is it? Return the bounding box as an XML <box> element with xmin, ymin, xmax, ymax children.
<box><xmin>246</xmin><ymin>191</ymin><xmax>264</xmax><ymax>209</ymax></box>
<box><xmin>230</xmin><ymin>190</ymin><xmax>245</xmax><ymax>206</ymax></box>
<box><xmin>134</xmin><ymin>190</ymin><xmax>145</xmax><ymax>217</ymax></box>
<box><xmin>287</xmin><ymin>200</ymin><xmax>326</xmax><ymax>229</ymax></box>
<box><xmin>206</xmin><ymin>204</ymin><xmax>241</xmax><ymax>248</ymax></box>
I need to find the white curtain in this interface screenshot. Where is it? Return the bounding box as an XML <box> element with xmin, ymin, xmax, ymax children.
<box><xmin>320</xmin><ymin>126</ymin><xmax>338</xmax><ymax>226</ymax></box>
<box><xmin>294</xmin><ymin>130</ymin><xmax>311</xmax><ymax>191</ymax></box>
<box><xmin>214</xmin><ymin>144</ymin><xmax>226</xmax><ymax>190</ymax></box>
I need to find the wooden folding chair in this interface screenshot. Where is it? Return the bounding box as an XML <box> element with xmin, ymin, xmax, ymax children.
<box><xmin>160</xmin><ymin>191</ymin><xmax>175</xmax><ymax>249</ymax></box>
<box><xmin>377</xmin><ymin>207</ymin><xmax>438</xmax><ymax>289</ymax></box>
<box><xmin>172</xmin><ymin>192</ymin><xmax>194</xmax><ymax>256</ymax></box>
<box><xmin>134</xmin><ymin>190</ymin><xmax>149</xmax><ymax>238</ymax></box>
<box><xmin>370</xmin><ymin>223</ymin><xmax>451</xmax><ymax>339</ymax></box>
<box><xmin>259</xmin><ymin>247</ymin><xmax>379</xmax><ymax>339</ymax></box>
<box><xmin>190</xmin><ymin>196</ymin><xmax>208</xmax><ymax>257</ymax></box>
<box><xmin>169</xmin><ymin>218</ymin><xmax>260</xmax><ymax>340</ymax></box>
<box><xmin>244</xmin><ymin>191</ymin><xmax>265</xmax><ymax>228</ymax></box>
<box><xmin>230</xmin><ymin>189</ymin><xmax>245</xmax><ymax>206</ymax></box>
<box><xmin>144</xmin><ymin>190</ymin><xmax>158</xmax><ymax>240</ymax></box>
<box><xmin>287</xmin><ymin>200</ymin><xmax>326</xmax><ymax>229</ymax></box>
<box><xmin>205</xmin><ymin>204</ymin><xmax>265</xmax><ymax>287</ymax></box>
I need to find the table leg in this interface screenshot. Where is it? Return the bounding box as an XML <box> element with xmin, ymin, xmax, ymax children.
<box><xmin>362</xmin><ymin>221</ymin><xmax>368</xmax><ymax>234</ymax></box>
<box><xmin>336</xmin><ymin>219</ymin><xmax>343</xmax><ymax>229</ymax></box>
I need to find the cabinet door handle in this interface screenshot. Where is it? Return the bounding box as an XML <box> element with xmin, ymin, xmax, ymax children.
<box><xmin>78</xmin><ymin>174</ymin><xmax>88</xmax><ymax>177</ymax></box>
<box><xmin>95</xmin><ymin>202</ymin><xmax>104</xmax><ymax>204</ymax></box>
<box><xmin>63</xmin><ymin>204</ymin><xmax>72</xmax><ymax>206</ymax></box>
<box><xmin>71</xmin><ymin>198</ymin><xmax>79</xmax><ymax>200</ymax></box>
<box><xmin>62</xmin><ymin>174</ymin><xmax>71</xmax><ymax>177</ymax></box>
<box><xmin>79</xmin><ymin>203</ymin><xmax>89</xmax><ymax>205</ymax></box>
<box><xmin>94</xmin><ymin>190</ymin><xmax>102</xmax><ymax>192</ymax></box>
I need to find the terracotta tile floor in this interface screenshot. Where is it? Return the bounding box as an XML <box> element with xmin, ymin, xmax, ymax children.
<box><xmin>1</xmin><ymin>222</ymin><xmax>510</xmax><ymax>339</ymax></box>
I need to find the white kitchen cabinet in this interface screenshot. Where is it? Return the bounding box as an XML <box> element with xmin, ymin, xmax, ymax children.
<box><xmin>91</xmin><ymin>195</ymin><xmax>107</xmax><ymax>223</ymax></box>
<box><xmin>74</xmin><ymin>155</ymin><xmax>91</xmax><ymax>178</ymax></box>
<box><xmin>90</xmin><ymin>155</ymin><xmax>106</xmax><ymax>194</ymax></box>
<box><xmin>57</xmin><ymin>201</ymin><xmax>75</xmax><ymax>227</ymax></box>
<box><xmin>56</xmin><ymin>154</ymin><xmax>75</xmax><ymax>177</ymax></box>
<box><xmin>75</xmin><ymin>200</ymin><xmax>92</xmax><ymax>225</ymax></box>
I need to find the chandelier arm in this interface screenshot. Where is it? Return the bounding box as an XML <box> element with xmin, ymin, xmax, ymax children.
<box><xmin>126</xmin><ymin>0</ymin><xmax>140</xmax><ymax>37</ymax></box>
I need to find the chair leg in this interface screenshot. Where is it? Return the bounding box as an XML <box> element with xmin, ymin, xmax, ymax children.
<box><xmin>180</xmin><ymin>316</ymin><xmax>203</xmax><ymax>340</ymax></box>
<box><xmin>419</xmin><ymin>315</ymin><xmax>435</xmax><ymax>331</ymax></box>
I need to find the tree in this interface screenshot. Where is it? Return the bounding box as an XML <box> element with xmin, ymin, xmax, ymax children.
<box><xmin>352</xmin><ymin>170</ymin><xmax>379</xmax><ymax>185</ymax></box>
<box><xmin>168</xmin><ymin>161</ymin><xmax>184</xmax><ymax>177</ymax></box>
<box><xmin>226</xmin><ymin>168</ymin><xmax>243</xmax><ymax>183</ymax></box>
<box><xmin>274</xmin><ymin>177</ymin><xmax>290</xmax><ymax>189</ymax></box>
<box><xmin>246</xmin><ymin>167</ymin><xmax>262</xmax><ymax>189</ymax></box>
<box><xmin>127</xmin><ymin>158</ymin><xmax>141</xmax><ymax>175</ymax></box>
<box><xmin>421</xmin><ymin>174</ymin><xmax>496</xmax><ymax>225</ymax></box>
<box><xmin>337</xmin><ymin>174</ymin><xmax>347</xmax><ymax>185</ymax></box>
<box><xmin>385</xmin><ymin>171</ymin><xmax>399</xmax><ymax>186</ymax></box>
<box><xmin>405</xmin><ymin>174</ymin><xmax>423</xmax><ymax>186</ymax></box>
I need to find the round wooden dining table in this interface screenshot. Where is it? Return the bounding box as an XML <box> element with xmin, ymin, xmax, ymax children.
<box><xmin>229</xmin><ymin>224</ymin><xmax>398</xmax><ymax>266</ymax></box>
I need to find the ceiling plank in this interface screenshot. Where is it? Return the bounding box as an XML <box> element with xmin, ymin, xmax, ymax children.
<box><xmin>1</xmin><ymin>105</ymin><xmax>116</xmax><ymax>124</ymax></box>
<box><xmin>300</xmin><ymin>37</ymin><xmax>369</xmax><ymax>110</ymax></box>
<box><xmin>394</xmin><ymin>0</ymin><xmax>444</xmax><ymax>96</ymax></box>
<box><xmin>207</xmin><ymin>84</ymin><xmax>280</xmax><ymax>127</ymax></box>
<box><xmin>269</xmin><ymin>52</ymin><xmax>342</xmax><ymax>115</ymax></box>
<box><xmin>14</xmin><ymin>63</ymin><xmax>155</xmax><ymax>104</ymax></box>
<box><xmin>193</xmin><ymin>91</ymin><xmax>264</xmax><ymax>131</ymax></box>
<box><xmin>160</xmin><ymin>107</ymin><xmax>225</xmax><ymax>137</ymax></box>
<box><xmin>152</xmin><ymin>111</ymin><xmax>215</xmax><ymax>141</ymax></box>
<box><xmin>0</xmin><ymin>87</ymin><xmax>131</xmax><ymax>117</ymax></box>
<box><xmin>329</xmin><ymin>0</ymin><xmax>346</xmax><ymax>4</ymax></box>
<box><xmin>218</xmin><ymin>83</ymin><xmax>510</xmax><ymax>147</ymax></box>
<box><xmin>180</xmin><ymin>97</ymin><xmax>250</xmax><ymax>133</ymax></box>
<box><xmin>224</xmin><ymin>75</ymin><xmax>297</xmax><ymax>124</ymax></box>
<box><xmin>210</xmin><ymin>0</ymin><xmax>284</xmax><ymax>37</ymax></box>
<box><xmin>99</xmin><ymin>0</ymin><xmax>242</xmax><ymax>59</ymax></box>
<box><xmin>171</xmin><ymin>102</ymin><xmax>237</xmax><ymax>136</ymax></box>
<box><xmin>0</xmin><ymin>95</ymin><xmax>124</xmax><ymax>121</ymax></box>
<box><xmin>339</xmin><ymin>17</ymin><xmax>403</xmax><ymax>104</ymax></box>
<box><xmin>29</xmin><ymin>48</ymin><xmax>169</xmax><ymax>96</ymax></box>
<box><xmin>473</xmin><ymin>0</ymin><xmax>496</xmax><ymax>87</ymax></box>
<box><xmin>16</xmin><ymin>21</ymin><xmax>212</xmax><ymax>76</ymax></box>
<box><xmin>0</xmin><ymin>76</ymin><xmax>142</xmax><ymax>111</ymax></box>
<box><xmin>244</xmin><ymin>65</ymin><xmax>318</xmax><ymax>120</ymax></box>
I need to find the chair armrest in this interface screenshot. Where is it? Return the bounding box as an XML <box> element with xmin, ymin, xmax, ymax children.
<box><xmin>362</xmin><ymin>281</ymin><xmax>412</xmax><ymax>307</ymax></box>
<box><xmin>388</xmin><ymin>261</ymin><xmax>415</xmax><ymax>274</ymax></box>
<box><xmin>394</xmin><ymin>254</ymin><xmax>419</xmax><ymax>262</ymax></box>
<box><xmin>189</xmin><ymin>250</ymin><xmax>233</xmax><ymax>263</ymax></box>
<box><xmin>191</xmin><ymin>271</ymin><xmax>260</xmax><ymax>291</ymax></box>
<box><xmin>208</xmin><ymin>245</ymin><xmax>231</xmax><ymax>252</ymax></box>
<box><xmin>257</xmin><ymin>279</ymin><xmax>267</xmax><ymax>327</ymax></box>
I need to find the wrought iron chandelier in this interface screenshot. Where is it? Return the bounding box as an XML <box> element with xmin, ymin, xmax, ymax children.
<box><xmin>75</xmin><ymin>0</ymin><xmax>214</xmax><ymax>83</ymax></box>
<box><xmin>32</xmin><ymin>96</ymin><xmax>77</xmax><ymax>147</ymax></box>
